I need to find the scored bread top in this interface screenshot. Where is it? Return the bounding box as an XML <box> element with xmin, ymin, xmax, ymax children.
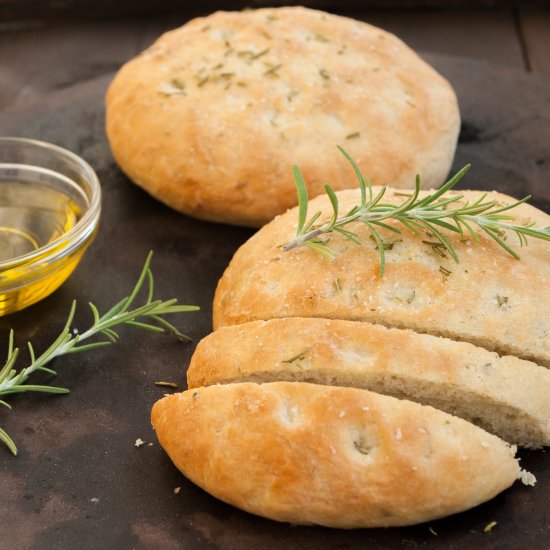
<box><xmin>152</xmin><ymin>381</ymin><xmax>519</xmax><ymax>528</ymax></box>
<box><xmin>188</xmin><ymin>317</ymin><xmax>550</xmax><ymax>447</ymax></box>
<box><xmin>213</xmin><ymin>187</ymin><xmax>550</xmax><ymax>366</ymax></box>
<box><xmin>106</xmin><ymin>6</ymin><xmax>459</xmax><ymax>227</ymax></box>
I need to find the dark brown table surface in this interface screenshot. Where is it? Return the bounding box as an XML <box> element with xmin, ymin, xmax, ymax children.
<box><xmin>1</xmin><ymin>7</ymin><xmax>549</xmax><ymax>549</ymax></box>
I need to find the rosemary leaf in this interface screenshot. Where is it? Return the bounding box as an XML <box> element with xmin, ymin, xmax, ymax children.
<box><xmin>304</xmin><ymin>241</ymin><xmax>336</xmax><ymax>260</ymax></box>
<box><xmin>282</xmin><ymin>350</ymin><xmax>308</xmax><ymax>363</ymax></box>
<box><xmin>365</xmin><ymin>223</ymin><xmax>386</xmax><ymax>275</ymax></box>
<box><xmin>293</xmin><ymin>165</ymin><xmax>309</xmax><ymax>234</ymax></box>
<box><xmin>336</xmin><ymin>145</ymin><xmax>368</xmax><ymax>206</ymax></box>
<box><xmin>0</xmin><ymin>427</ymin><xmax>17</xmax><ymax>455</ymax></box>
<box><xmin>325</xmin><ymin>184</ymin><xmax>339</xmax><ymax>228</ymax></box>
<box><xmin>4</xmin><ymin>384</ymin><xmax>70</xmax><ymax>395</ymax></box>
<box><xmin>155</xmin><ymin>381</ymin><xmax>178</xmax><ymax>388</ymax></box>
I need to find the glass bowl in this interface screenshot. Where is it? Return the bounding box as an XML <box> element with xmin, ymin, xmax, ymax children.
<box><xmin>0</xmin><ymin>137</ymin><xmax>101</xmax><ymax>315</ymax></box>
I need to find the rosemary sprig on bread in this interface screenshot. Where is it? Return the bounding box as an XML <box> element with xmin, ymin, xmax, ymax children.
<box><xmin>0</xmin><ymin>252</ymin><xmax>198</xmax><ymax>456</ymax></box>
<box><xmin>283</xmin><ymin>147</ymin><xmax>550</xmax><ymax>275</ymax></box>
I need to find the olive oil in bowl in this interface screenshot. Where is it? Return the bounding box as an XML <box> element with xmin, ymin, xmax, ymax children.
<box><xmin>0</xmin><ymin>138</ymin><xmax>101</xmax><ymax>315</ymax></box>
<box><xmin>0</xmin><ymin>178</ymin><xmax>82</xmax><ymax>262</ymax></box>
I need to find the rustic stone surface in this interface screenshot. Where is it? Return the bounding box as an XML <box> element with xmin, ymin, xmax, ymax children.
<box><xmin>0</xmin><ymin>54</ymin><xmax>548</xmax><ymax>548</ymax></box>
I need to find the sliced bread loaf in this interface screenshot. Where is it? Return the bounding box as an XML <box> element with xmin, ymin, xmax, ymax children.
<box><xmin>213</xmin><ymin>188</ymin><xmax>550</xmax><ymax>367</ymax></box>
<box><xmin>187</xmin><ymin>317</ymin><xmax>550</xmax><ymax>448</ymax></box>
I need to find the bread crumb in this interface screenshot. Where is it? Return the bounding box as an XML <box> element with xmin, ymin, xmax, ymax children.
<box><xmin>135</xmin><ymin>438</ymin><xmax>145</xmax><ymax>448</ymax></box>
<box><xmin>339</xmin><ymin>410</ymin><xmax>346</xmax><ymax>418</ymax></box>
<box><xmin>519</xmin><ymin>469</ymin><xmax>537</xmax><ymax>486</ymax></box>
<box><xmin>395</xmin><ymin>428</ymin><xmax>402</xmax><ymax>440</ymax></box>
<box><xmin>362</xmin><ymin>406</ymin><xmax>370</xmax><ymax>412</ymax></box>
<box><xmin>174</xmin><ymin>487</ymin><xmax>181</xmax><ymax>495</ymax></box>
<box><xmin>428</xmin><ymin>526</ymin><xmax>437</xmax><ymax>536</ymax></box>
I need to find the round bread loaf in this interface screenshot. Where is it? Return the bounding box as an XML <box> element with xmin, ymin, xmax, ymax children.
<box><xmin>106</xmin><ymin>7</ymin><xmax>460</xmax><ymax>227</ymax></box>
<box><xmin>152</xmin><ymin>382</ymin><xmax>519</xmax><ymax>528</ymax></box>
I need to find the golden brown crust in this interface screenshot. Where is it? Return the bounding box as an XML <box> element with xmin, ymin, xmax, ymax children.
<box><xmin>151</xmin><ymin>382</ymin><xmax>519</xmax><ymax>528</ymax></box>
<box><xmin>213</xmin><ymin>188</ymin><xmax>550</xmax><ymax>366</ymax></box>
<box><xmin>105</xmin><ymin>7</ymin><xmax>459</xmax><ymax>227</ymax></box>
<box><xmin>188</xmin><ymin>317</ymin><xmax>550</xmax><ymax>447</ymax></box>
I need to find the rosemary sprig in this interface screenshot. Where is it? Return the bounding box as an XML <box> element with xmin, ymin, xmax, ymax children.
<box><xmin>283</xmin><ymin>147</ymin><xmax>550</xmax><ymax>275</ymax></box>
<box><xmin>0</xmin><ymin>252</ymin><xmax>199</xmax><ymax>455</ymax></box>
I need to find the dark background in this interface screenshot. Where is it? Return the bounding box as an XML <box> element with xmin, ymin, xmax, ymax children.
<box><xmin>0</xmin><ymin>0</ymin><xmax>548</xmax><ymax>21</ymax></box>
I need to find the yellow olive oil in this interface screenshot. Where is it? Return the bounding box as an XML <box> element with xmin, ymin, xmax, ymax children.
<box><xmin>0</xmin><ymin>180</ymin><xmax>81</xmax><ymax>261</ymax></box>
<box><xmin>0</xmin><ymin>178</ymin><xmax>86</xmax><ymax>315</ymax></box>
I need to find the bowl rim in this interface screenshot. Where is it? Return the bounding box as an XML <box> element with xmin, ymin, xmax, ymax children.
<box><xmin>0</xmin><ymin>136</ymin><xmax>101</xmax><ymax>271</ymax></box>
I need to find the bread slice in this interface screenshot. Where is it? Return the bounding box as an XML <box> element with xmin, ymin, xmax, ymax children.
<box><xmin>152</xmin><ymin>381</ymin><xmax>520</xmax><ymax>528</ymax></box>
<box><xmin>188</xmin><ymin>317</ymin><xmax>550</xmax><ymax>448</ymax></box>
<box><xmin>213</xmin><ymin>188</ymin><xmax>550</xmax><ymax>367</ymax></box>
